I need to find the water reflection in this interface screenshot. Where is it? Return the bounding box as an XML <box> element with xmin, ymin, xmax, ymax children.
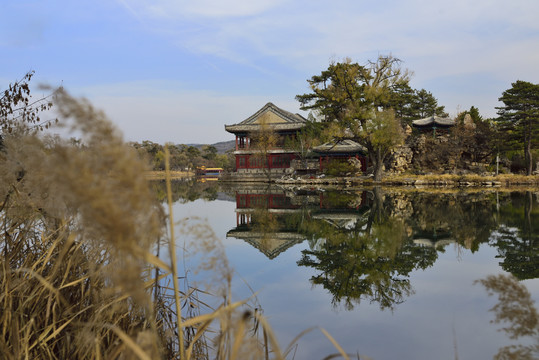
<box><xmin>160</xmin><ymin>179</ymin><xmax>539</xmax><ymax>312</ymax></box>
<box><xmin>296</xmin><ymin>187</ymin><xmax>438</xmax><ymax>310</ymax></box>
<box><xmin>476</xmin><ymin>273</ymin><xmax>539</xmax><ymax>359</ymax></box>
<box><xmin>489</xmin><ymin>191</ymin><xmax>539</xmax><ymax>280</ymax></box>
<box><xmin>227</xmin><ymin>186</ymin><xmax>304</xmax><ymax>259</ymax></box>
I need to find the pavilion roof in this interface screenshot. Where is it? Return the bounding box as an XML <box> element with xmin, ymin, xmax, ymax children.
<box><xmin>226</xmin><ymin>230</ymin><xmax>305</xmax><ymax>259</ymax></box>
<box><xmin>312</xmin><ymin>139</ymin><xmax>367</xmax><ymax>154</ymax></box>
<box><xmin>412</xmin><ymin>115</ymin><xmax>456</xmax><ymax>128</ymax></box>
<box><xmin>225</xmin><ymin>102</ymin><xmax>307</xmax><ymax>133</ymax></box>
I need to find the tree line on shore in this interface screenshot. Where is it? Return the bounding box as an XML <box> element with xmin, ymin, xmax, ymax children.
<box><xmin>294</xmin><ymin>55</ymin><xmax>538</xmax><ymax>179</ymax></box>
<box><xmin>131</xmin><ymin>55</ymin><xmax>538</xmax><ymax>179</ymax></box>
<box><xmin>130</xmin><ymin>140</ymin><xmax>234</xmax><ymax>172</ymax></box>
<box><xmin>1</xmin><ymin>61</ymin><xmax>537</xmax><ymax>180</ymax></box>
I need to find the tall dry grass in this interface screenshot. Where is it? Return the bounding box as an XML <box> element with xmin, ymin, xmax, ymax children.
<box><xmin>0</xmin><ymin>89</ymin><xmax>351</xmax><ymax>359</ymax></box>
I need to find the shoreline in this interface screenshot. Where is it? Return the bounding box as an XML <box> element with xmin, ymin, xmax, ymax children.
<box><xmin>148</xmin><ymin>171</ymin><xmax>539</xmax><ymax>188</ymax></box>
<box><xmin>144</xmin><ymin>170</ymin><xmax>194</xmax><ymax>180</ymax></box>
<box><xmin>225</xmin><ymin>173</ymin><xmax>539</xmax><ymax>188</ymax></box>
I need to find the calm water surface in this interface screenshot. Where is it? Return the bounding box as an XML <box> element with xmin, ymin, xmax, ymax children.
<box><xmin>161</xmin><ymin>180</ymin><xmax>539</xmax><ymax>360</ymax></box>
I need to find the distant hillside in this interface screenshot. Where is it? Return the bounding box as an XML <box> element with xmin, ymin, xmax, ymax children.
<box><xmin>184</xmin><ymin>140</ymin><xmax>235</xmax><ymax>154</ymax></box>
<box><xmin>211</xmin><ymin>140</ymin><xmax>236</xmax><ymax>154</ymax></box>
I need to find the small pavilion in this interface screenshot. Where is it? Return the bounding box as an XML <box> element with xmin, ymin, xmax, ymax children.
<box><xmin>412</xmin><ymin>115</ymin><xmax>456</xmax><ymax>136</ymax></box>
<box><xmin>312</xmin><ymin>139</ymin><xmax>368</xmax><ymax>173</ymax></box>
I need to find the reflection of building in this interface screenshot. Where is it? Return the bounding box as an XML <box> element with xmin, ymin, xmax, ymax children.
<box><xmin>413</xmin><ymin>238</ymin><xmax>457</xmax><ymax>248</ymax></box>
<box><xmin>226</xmin><ymin>185</ymin><xmax>371</xmax><ymax>259</ymax></box>
<box><xmin>227</xmin><ymin>228</ymin><xmax>306</xmax><ymax>259</ymax></box>
<box><xmin>224</xmin><ymin>103</ymin><xmax>307</xmax><ymax>178</ymax></box>
<box><xmin>227</xmin><ymin>186</ymin><xmax>305</xmax><ymax>259</ymax></box>
<box><xmin>412</xmin><ymin>229</ymin><xmax>457</xmax><ymax>249</ymax></box>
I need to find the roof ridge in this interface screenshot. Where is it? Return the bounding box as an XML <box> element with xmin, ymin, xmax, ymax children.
<box><xmin>237</xmin><ymin>102</ymin><xmax>306</xmax><ymax>125</ymax></box>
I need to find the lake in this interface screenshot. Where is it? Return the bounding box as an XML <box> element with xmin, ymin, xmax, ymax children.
<box><xmin>160</xmin><ymin>179</ymin><xmax>539</xmax><ymax>360</ymax></box>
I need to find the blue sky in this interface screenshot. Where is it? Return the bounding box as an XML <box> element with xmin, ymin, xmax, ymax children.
<box><xmin>1</xmin><ymin>0</ymin><xmax>538</xmax><ymax>144</ymax></box>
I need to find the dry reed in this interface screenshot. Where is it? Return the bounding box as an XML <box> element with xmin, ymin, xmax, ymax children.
<box><xmin>0</xmin><ymin>89</ymin><xmax>353</xmax><ymax>359</ymax></box>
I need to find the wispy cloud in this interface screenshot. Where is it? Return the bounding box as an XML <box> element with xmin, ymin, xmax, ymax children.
<box><xmin>81</xmin><ymin>79</ymin><xmax>302</xmax><ymax>144</ymax></box>
<box><xmin>3</xmin><ymin>0</ymin><xmax>538</xmax><ymax>142</ymax></box>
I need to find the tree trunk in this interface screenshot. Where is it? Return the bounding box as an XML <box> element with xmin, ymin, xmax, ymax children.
<box><xmin>526</xmin><ymin>135</ymin><xmax>532</xmax><ymax>176</ymax></box>
<box><xmin>373</xmin><ymin>148</ymin><xmax>384</xmax><ymax>181</ymax></box>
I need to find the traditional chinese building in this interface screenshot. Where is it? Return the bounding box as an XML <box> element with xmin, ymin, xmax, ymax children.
<box><xmin>312</xmin><ymin>139</ymin><xmax>368</xmax><ymax>174</ymax></box>
<box><xmin>411</xmin><ymin>115</ymin><xmax>456</xmax><ymax>136</ymax></box>
<box><xmin>224</xmin><ymin>102</ymin><xmax>307</xmax><ymax>178</ymax></box>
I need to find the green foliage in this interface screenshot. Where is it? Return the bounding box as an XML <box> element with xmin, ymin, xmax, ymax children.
<box><xmin>324</xmin><ymin>159</ymin><xmax>356</xmax><ymax>176</ymax></box>
<box><xmin>296</xmin><ymin>55</ymin><xmax>409</xmax><ymax>180</ymax></box>
<box><xmin>131</xmin><ymin>142</ymin><xmax>233</xmax><ymax>171</ymax></box>
<box><xmin>296</xmin><ymin>189</ymin><xmax>438</xmax><ymax>310</ymax></box>
<box><xmin>284</xmin><ymin>119</ymin><xmax>324</xmax><ymax>160</ymax></box>
<box><xmin>202</xmin><ymin>145</ymin><xmax>217</xmax><ymax>160</ymax></box>
<box><xmin>490</xmin><ymin>191</ymin><xmax>539</xmax><ymax>279</ymax></box>
<box><xmin>388</xmin><ymin>84</ymin><xmax>447</xmax><ymax>125</ymax></box>
<box><xmin>366</xmin><ymin>109</ymin><xmax>403</xmax><ymax>154</ymax></box>
<box><xmin>496</xmin><ymin>80</ymin><xmax>539</xmax><ymax>175</ymax></box>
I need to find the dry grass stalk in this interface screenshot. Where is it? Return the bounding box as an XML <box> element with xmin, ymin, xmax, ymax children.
<box><xmin>1</xmin><ymin>89</ymin><xmax>350</xmax><ymax>359</ymax></box>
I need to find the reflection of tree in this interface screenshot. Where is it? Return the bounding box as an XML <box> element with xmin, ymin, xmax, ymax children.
<box><xmin>490</xmin><ymin>191</ymin><xmax>539</xmax><ymax>280</ymax></box>
<box><xmin>250</xmin><ymin>207</ymin><xmax>280</xmax><ymax>245</ymax></box>
<box><xmin>227</xmin><ymin>187</ymin><xmax>307</xmax><ymax>259</ymax></box>
<box><xmin>399</xmin><ymin>191</ymin><xmax>499</xmax><ymax>252</ymax></box>
<box><xmin>476</xmin><ymin>274</ymin><xmax>539</xmax><ymax>359</ymax></box>
<box><xmin>298</xmin><ymin>189</ymin><xmax>438</xmax><ymax>310</ymax></box>
<box><xmin>150</xmin><ymin>179</ymin><xmax>219</xmax><ymax>203</ymax></box>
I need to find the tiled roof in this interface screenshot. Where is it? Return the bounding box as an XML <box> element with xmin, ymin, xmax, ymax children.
<box><xmin>225</xmin><ymin>102</ymin><xmax>307</xmax><ymax>133</ymax></box>
<box><xmin>312</xmin><ymin>139</ymin><xmax>367</xmax><ymax>154</ymax></box>
<box><xmin>412</xmin><ymin>116</ymin><xmax>455</xmax><ymax>127</ymax></box>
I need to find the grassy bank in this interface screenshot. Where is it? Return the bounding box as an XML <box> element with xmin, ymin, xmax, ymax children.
<box><xmin>379</xmin><ymin>173</ymin><xmax>539</xmax><ymax>186</ymax></box>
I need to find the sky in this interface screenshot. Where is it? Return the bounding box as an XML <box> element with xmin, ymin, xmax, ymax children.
<box><xmin>1</xmin><ymin>0</ymin><xmax>538</xmax><ymax>145</ymax></box>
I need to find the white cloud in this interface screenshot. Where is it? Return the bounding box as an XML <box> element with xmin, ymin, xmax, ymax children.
<box><xmin>120</xmin><ymin>0</ymin><xmax>287</xmax><ymax>19</ymax></box>
<box><xmin>78</xmin><ymin>80</ymin><xmax>304</xmax><ymax>144</ymax></box>
<box><xmin>108</xmin><ymin>0</ymin><xmax>539</xmax><ymax>126</ymax></box>
<box><xmin>116</xmin><ymin>0</ymin><xmax>539</xmax><ymax>83</ymax></box>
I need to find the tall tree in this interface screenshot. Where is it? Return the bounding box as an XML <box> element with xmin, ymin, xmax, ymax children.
<box><xmin>388</xmin><ymin>85</ymin><xmax>447</xmax><ymax>125</ymax></box>
<box><xmin>412</xmin><ymin>89</ymin><xmax>447</xmax><ymax>119</ymax></box>
<box><xmin>296</xmin><ymin>55</ymin><xmax>409</xmax><ymax>180</ymax></box>
<box><xmin>496</xmin><ymin>80</ymin><xmax>539</xmax><ymax>175</ymax></box>
<box><xmin>284</xmin><ymin>118</ymin><xmax>324</xmax><ymax>169</ymax></box>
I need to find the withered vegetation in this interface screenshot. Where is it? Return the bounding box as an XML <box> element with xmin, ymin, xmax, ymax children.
<box><xmin>0</xmin><ymin>87</ymin><xmax>351</xmax><ymax>359</ymax></box>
